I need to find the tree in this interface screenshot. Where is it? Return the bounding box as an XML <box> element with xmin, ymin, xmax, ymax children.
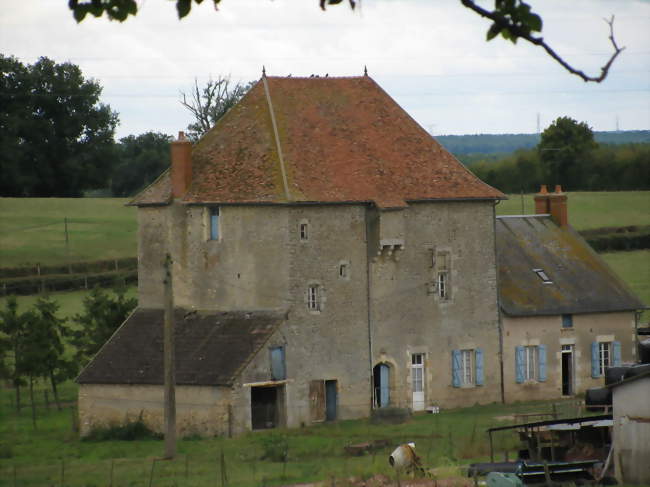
<box><xmin>538</xmin><ymin>117</ymin><xmax>597</xmax><ymax>190</ymax></box>
<box><xmin>0</xmin><ymin>297</ymin><xmax>28</xmax><ymax>412</ymax></box>
<box><xmin>180</xmin><ymin>76</ymin><xmax>254</xmax><ymax>140</ymax></box>
<box><xmin>68</xmin><ymin>0</ymin><xmax>624</xmax><ymax>84</ymax></box>
<box><xmin>0</xmin><ymin>55</ymin><xmax>118</xmax><ymax>197</ymax></box>
<box><xmin>70</xmin><ymin>286</ymin><xmax>137</xmax><ymax>365</ymax></box>
<box><xmin>111</xmin><ymin>132</ymin><xmax>172</xmax><ymax>197</ymax></box>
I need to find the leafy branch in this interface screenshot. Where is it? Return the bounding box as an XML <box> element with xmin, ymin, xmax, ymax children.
<box><xmin>460</xmin><ymin>0</ymin><xmax>625</xmax><ymax>83</ymax></box>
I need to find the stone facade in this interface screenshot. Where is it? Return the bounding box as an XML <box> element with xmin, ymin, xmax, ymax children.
<box><xmin>502</xmin><ymin>312</ymin><xmax>637</xmax><ymax>402</ymax></box>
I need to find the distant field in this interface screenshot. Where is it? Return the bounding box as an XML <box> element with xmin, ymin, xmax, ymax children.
<box><xmin>601</xmin><ymin>250</ymin><xmax>650</xmax><ymax>321</ymax></box>
<box><xmin>0</xmin><ymin>198</ymin><xmax>136</xmax><ymax>267</ymax></box>
<box><xmin>497</xmin><ymin>191</ymin><xmax>650</xmax><ymax>230</ymax></box>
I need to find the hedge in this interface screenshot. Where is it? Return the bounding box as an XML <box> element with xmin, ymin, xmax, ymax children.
<box><xmin>0</xmin><ymin>257</ymin><xmax>137</xmax><ymax>279</ymax></box>
<box><xmin>0</xmin><ymin>270</ymin><xmax>137</xmax><ymax>296</ymax></box>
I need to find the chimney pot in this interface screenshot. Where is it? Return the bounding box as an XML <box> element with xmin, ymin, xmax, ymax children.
<box><xmin>554</xmin><ymin>184</ymin><xmax>563</xmax><ymax>193</ymax></box>
<box><xmin>178</xmin><ymin>131</ymin><xmax>186</xmax><ymax>141</ymax></box>
<box><xmin>539</xmin><ymin>185</ymin><xmax>548</xmax><ymax>195</ymax></box>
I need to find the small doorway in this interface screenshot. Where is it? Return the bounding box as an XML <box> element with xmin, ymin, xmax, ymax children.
<box><xmin>251</xmin><ymin>385</ymin><xmax>285</xmax><ymax>430</ymax></box>
<box><xmin>411</xmin><ymin>353</ymin><xmax>425</xmax><ymax>411</ymax></box>
<box><xmin>561</xmin><ymin>345</ymin><xmax>574</xmax><ymax>396</ymax></box>
<box><xmin>373</xmin><ymin>363</ymin><xmax>390</xmax><ymax>408</ymax></box>
<box><xmin>325</xmin><ymin>380</ymin><xmax>338</xmax><ymax>421</ymax></box>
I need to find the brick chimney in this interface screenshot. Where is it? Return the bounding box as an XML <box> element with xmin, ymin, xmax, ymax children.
<box><xmin>534</xmin><ymin>184</ymin><xmax>568</xmax><ymax>227</ymax></box>
<box><xmin>170</xmin><ymin>131</ymin><xmax>192</xmax><ymax>199</ymax></box>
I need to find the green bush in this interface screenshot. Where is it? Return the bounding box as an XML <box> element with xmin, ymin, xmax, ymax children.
<box><xmin>83</xmin><ymin>417</ymin><xmax>162</xmax><ymax>442</ymax></box>
<box><xmin>257</xmin><ymin>432</ymin><xmax>289</xmax><ymax>462</ymax></box>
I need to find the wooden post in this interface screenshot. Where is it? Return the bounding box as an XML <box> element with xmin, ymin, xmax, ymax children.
<box><xmin>163</xmin><ymin>253</ymin><xmax>176</xmax><ymax>459</ymax></box>
<box><xmin>489</xmin><ymin>431</ymin><xmax>494</xmax><ymax>463</ymax></box>
<box><xmin>110</xmin><ymin>459</ymin><xmax>114</xmax><ymax>487</ymax></box>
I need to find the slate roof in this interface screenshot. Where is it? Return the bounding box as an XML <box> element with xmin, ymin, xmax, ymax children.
<box><xmin>496</xmin><ymin>215</ymin><xmax>644</xmax><ymax>317</ymax></box>
<box><xmin>76</xmin><ymin>308</ymin><xmax>284</xmax><ymax>386</ymax></box>
<box><xmin>131</xmin><ymin>76</ymin><xmax>503</xmax><ymax>208</ymax></box>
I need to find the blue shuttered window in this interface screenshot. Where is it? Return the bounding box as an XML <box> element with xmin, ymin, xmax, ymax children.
<box><xmin>210</xmin><ymin>207</ymin><xmax>220</xmax><ymax>240</ymax></box>
<box><xmin>515</xmin><ymin>346</ymin><xmax>525</xmax><ymax>383</ymax></box>
<box><xmin>451</xmin><ymin>350</ymin><xmax>462</xmax><ymax>388</ymax></box>
<box><xmin>591</xmin><ymin>342</ymin><xmax>600</xmax><ymax>378</ymax></box>
<box><xmin>538</xmin><ymin>345</ymin><xmax>547</xmax><ymax>382</ymax></box>
<box><xmin>475</xmin><ymin>348</ymin><xmax>484</xmax><ymax>386</ymax></box>
<box><xmin>613</xmin><ymin>341</ymin><xmax>622</xmax><ymax>367</ymax></box>
<box><xmin>270</xmin><ymin>346</ymin><xmax>285</xmax><ymax>380</ymax></box>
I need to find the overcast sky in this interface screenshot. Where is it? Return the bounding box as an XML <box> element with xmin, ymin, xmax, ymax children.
<box><xmin>2</xmin><ymin>0</ymin><xmax>649</xmax><ymax>139</ymax></box>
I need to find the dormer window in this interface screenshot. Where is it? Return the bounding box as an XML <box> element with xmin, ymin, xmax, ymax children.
<box><xmin>533</xmin><ymin>268</ymin><xmax>552</xmax><ymax>284</ymax></box>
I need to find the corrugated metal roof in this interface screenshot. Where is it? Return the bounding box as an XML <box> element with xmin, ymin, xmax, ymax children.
<box><xmin>76</xmin><ymin>308</ymin><xmax>284</xmax><ymax>386</ymax></box>
<box><xmin>132</xmin><ymin>76</ymin><xmax>504</xmax><ymax>207</ymax></box>
<box><xmin>496</xmin><ymin>215</ymin><xmax>644</xmax><ymax>316</ymax></box>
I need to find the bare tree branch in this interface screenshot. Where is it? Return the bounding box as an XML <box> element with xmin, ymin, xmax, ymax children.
<box><xmin>460</xmin><ymin>0</ymin><xmax>625</xmax><ymax>83</ymax></box>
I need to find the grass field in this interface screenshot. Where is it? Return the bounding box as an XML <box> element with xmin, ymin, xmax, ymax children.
<box><xmin>0</xmin><ymin>380</ymin><xmax>588</xmax><ymax>487</ymax></box>
<box><xmin>497</xmin><ymin>191</ymin><xmax>650</xmax><ymax>230</ymax></box>
<box><xmin>0</xmin><ymin>198</ymin><xmax>136</xmax><ymax>267</ymax></box>
<box><xmin>602</xmin><ymin>250</ymin><xmax>650</xmax><ymax>320</ymax></box>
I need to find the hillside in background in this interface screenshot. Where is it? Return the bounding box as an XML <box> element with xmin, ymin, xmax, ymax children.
<box><xmin>437</xmin><ymin>130</ymin><xmax>650</xmax><ymax>155</ymax></box>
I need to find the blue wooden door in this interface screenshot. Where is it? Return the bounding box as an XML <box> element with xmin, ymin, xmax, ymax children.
<box><xmin>379</xmin><ymin>364</ymin><xmax>390</xmax><ymax>407</ymax></box>
<box><xmin>325</xmin><ymin>380</ymin><xmax>337</xmax><ymax>421</ymax></box>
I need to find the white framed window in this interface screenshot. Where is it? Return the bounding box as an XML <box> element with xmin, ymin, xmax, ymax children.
<box><xmin>411</xmin><ymin>353</ymin><xmax>424</xmax><ymax>393</ymax></box>
<box><xmin>307</xmin><ymin>284</ymin><xmax>320</xmax><ymax>312</ymax></box>
<box><xmin>524</xmin><ymin>346</ymin><xmax>538</xmax><ymax>381</ymax></box>
<box><xmin>299</xmin><ymin>221</ymin><xmax>309</xmax><ymax>241</ymax></box>
<box><xmin>438</xmin><ymin>272</ymin><xmax>448</xmax><ymax>299</ymax></box>
<box><xmin>599</xmin><ymin>342</ymin><xmax>611</xmax><ymax>376</ymax></box>
<box><xmin>436</xmin><ymin>252</ymin><xmax>451</xmax><ymax>300</ymax></box>
<box><xmin>461</xmin><ymin>349</ymin><xmax>473</xmax><ymax>386</ymax></box>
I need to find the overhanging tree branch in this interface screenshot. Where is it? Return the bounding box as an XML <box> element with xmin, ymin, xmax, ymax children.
<box><xmin>460</xmin><ymin>0</ymin><xmax>625</xmax><ymax>83</ymax></box>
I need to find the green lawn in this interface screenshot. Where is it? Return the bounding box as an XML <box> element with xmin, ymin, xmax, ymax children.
<box><xmin>498</xmin><ymin>191</ymin><xmax>650</xmax><ymax>230</ymax></box>
<box><xmin>602</xmin><ymin>250</ymin><xmax>650</xmax><ymax>321</ymax></box>
<box><xmin>0</xmin><ymin>198</ymin><xmax>136</xmax><ymax>268</ymax></box>
<box><xmin>0</xmin><ymin>380</ymin><xmax>585</xmax><ymax>487</ymax></box>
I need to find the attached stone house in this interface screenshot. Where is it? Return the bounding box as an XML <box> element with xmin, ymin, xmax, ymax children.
<box><xmin>496</xmin><ymin>186</ymin><xmax>644</xmax><ymax>403</ymax></box>
<box><xmin>76</xmin><ymin>75</ymin><xmax>644</xmax><ymax>436</ymax></box>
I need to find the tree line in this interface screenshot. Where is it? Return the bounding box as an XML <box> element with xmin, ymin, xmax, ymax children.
<box><xmin>1</xmin><ymin>55</ymin><xmax>250</xmax><ymax>198</ymax></box>
<box><xmin>0</xmin><ymin>288</ymin><xmax>136</xmax><ymax>424</ymax></box>
<box><xmin>468</xmin><ymin>117</ymin><xmax>650</xmax><ymax>193</ymax></box>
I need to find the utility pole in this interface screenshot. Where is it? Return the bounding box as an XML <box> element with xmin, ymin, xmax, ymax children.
<box><xmin>163</xmin><ymin>253</ymin><xmax>176</xmax><ymax>459</ymax></box>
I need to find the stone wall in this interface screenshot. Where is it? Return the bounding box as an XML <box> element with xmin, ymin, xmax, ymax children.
<box><xmin>502</xmin><ymin>311</ymin><xmax>636</xmax><ymax>402</ymax></box>
<box><xmin>78</xmin><ymin>384</ymin><xmax>231</xmax><ymax>438</ymax></box>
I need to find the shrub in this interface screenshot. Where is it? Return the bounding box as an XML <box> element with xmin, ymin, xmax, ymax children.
<box><xmin>257</xmin><ymin>432</ymin><xmax>289</xmax><ymax>462</ymax></box>
<box><xmin>83</xmin><ymin>417</ymin><xmax>162</xmax><ymax>442</ymax></box>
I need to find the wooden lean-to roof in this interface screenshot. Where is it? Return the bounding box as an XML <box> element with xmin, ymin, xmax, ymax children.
<box><xmin>76</xmin><ymin>308</ymin><xmax>284</xmax><ymax>386</ymax></box>
<box><xmin>131</xmin><ymin>76</ymin><xmax>503</xmax><ymax>208</ymax></box>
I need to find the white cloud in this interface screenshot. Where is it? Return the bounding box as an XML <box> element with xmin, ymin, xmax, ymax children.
<box><xmin>1</xmin><ymin>0</ymin><xmax>648</xmax><ymax>137</ymax></box>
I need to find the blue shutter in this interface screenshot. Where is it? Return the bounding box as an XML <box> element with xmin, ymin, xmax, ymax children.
<box><xmin>271</xmin><ymin>347</ymin><xmax>285</xmax><ymax>380</ymax></box>
<box><xmin>613</xmin><ymin>341</ymin><xmax>622</xmax><ymax>367</ymax></box>
<box><xmin>452</xmin><ymin>350</ymin><xmax>461</xmax><ymax>388</ymax></box>
<box><xmin>210</xmin><ymin>208</ymin><xmax>219</xmax><ymax>240</ymax></box>
<box><xmin>591</xmin><ymin>342</ymin><xmax>600</xmax><ymax>378</ymax></box>
<box><xmin>538</xmin><ymin>345</ymin><xmax>547</xmax><ymax>382</ymax></box>
<box><xmin>515</xmin><ymin>346</ymin><xmax>525</xmax><ymax>383</ymax></box>
<box><xmin>475</xmin><ymin>348</ymin><xmax>484</xmax><ymax>386</ymax></box>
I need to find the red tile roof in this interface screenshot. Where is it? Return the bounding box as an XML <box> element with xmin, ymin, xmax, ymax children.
<box><xmin>132</xmin><ymin>76</ymin><xmax>503</xmax><ymax>207</ymax></box>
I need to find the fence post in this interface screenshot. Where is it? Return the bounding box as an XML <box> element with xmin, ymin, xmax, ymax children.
<box><xmin>185</xmin><ymin>454</ymin><xmax>189</xmax><ymax>479</ymax></box>
<box><xmin>110</xmin><ymin>459</ymin><xmax>114</xmax><ymax>487</ymax></box>
<box><xmin>60</xmin><ymin>458</ymin><xmax>65</xmax><ymax>487</ymax></box>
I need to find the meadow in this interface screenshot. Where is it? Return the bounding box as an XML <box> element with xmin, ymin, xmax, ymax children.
<box><xmin>0</xmin><ymin>198</ymin><xmax>136</xmax><ymax>268</ymax></box>
<box><xmin>0</xmin><ymin>380</ymin><xmax>586</xmax><ymax>487</ymax></box>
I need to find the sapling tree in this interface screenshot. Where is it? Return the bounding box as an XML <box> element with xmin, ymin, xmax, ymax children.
<box><xmin>0</xmin><ymin>297</ymin><xmax>28</xmax><ymax>412</ymax></box>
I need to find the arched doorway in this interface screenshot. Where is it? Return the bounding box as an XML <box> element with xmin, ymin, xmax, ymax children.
<box><xmin>373</xmin><ymin>363</ymin><xmax>390</xmax><ymax>408</ymax></box>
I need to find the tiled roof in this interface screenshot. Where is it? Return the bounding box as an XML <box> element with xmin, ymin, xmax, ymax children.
<box><xmin>133</xmin><ymin>76</ymin><xmax>503</xmax><ymax>207</ymax></box>
<box><xmin>496</xmin><ymin>215</ymin><xmax>644</xmax><ymax>316</ymax></box>
<box><xmin>76</xmin><ymin>308</ymin><xmax>284</xmax><ymax>386</ymax></box>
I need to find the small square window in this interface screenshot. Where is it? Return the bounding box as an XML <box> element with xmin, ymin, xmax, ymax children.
<box><xmin>339</xmin><ymin>263</ymin><xmax>348</xmax><ymax>279</ymax></box>
<box><xmin>562</xmin><ymin>314</ymin><xmax>573</xmax><ymax>328</ymax></box>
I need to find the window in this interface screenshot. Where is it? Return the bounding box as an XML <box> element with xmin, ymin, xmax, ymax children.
<box><xmin>524</xmin><ymin>346</ymin><xmax>538</xmax><ymax>381</ymax></box>
<box><xmin>515</xmin><ymin>345</ymin><xmax>547</xmax><ymax>383</ymax></box>
<box><xmin>270</xmin><ymin>346</ymin><xmax>286</xmax><ymax>380</ymax></box>
<box><xmin>307</xmin><ymin>284</ymin><xmax>320</xmax><ymax>312</ymax></box>
<box><xmin>562</xmin><ymin>314</ymin><xmax>573</xmax><ymax>328</ymax></box>
<box><xmin>599</xmin><ymin>342</ymin><xmax>611</xmax><ymax>376</ymax></box>
<box><xmin>411</xmin><ymin>353</ymin><xmax>424</xmax><ymax>393</ymax></box>
<box><xmin>339</xmin><ymin>264</ymin><xmax>348</xmax><ymax>278</ymax></box>
<box><xmin>209</xmin><ymin>207</ymin><xmax>220</xmax><ymax>240</ymax></box>
<box><xmin>533</xmin><ymin>268</ymin><xmax>552</xmax><ymax>284</ymax></box>
<box><xmin>437</xmin><ymin>272</ymin><xmax>448</xmax><ymax>299</ymax></box>
<box><xmin>299</xmin><ymin>222</ymin><xmax>309</xmax><ymax>241</ymax></box>
<box><xmin>591</xmin><ymin>340</ymin><xmax>621</xmax><ymax>377</ymax></box>
<box><xmin>452</xmin><ymin>348</ymin><xmax>484</xmax><ymax>387</ymax></box>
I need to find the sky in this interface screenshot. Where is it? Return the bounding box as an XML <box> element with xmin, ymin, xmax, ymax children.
<box><xmin>1</xmin><ymin>0</ymin><xmax>649</xmax><ymax>139</ymax></box>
